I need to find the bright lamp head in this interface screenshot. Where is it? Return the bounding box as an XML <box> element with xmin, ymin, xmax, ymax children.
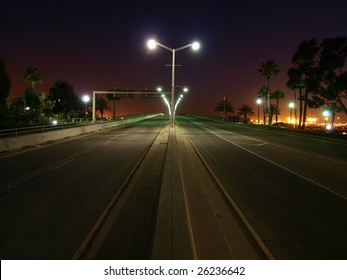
<box><xmin>147</xmin><ymin>39</ymin><xmax>157</xmax><ymax>49</ymax></box>
<box><xmin>192</xmin><ymin>42</ymin><xmax>200</xmax><ymax>50</ymax></box>
<box><xmin>82</xmin><ymin>95</ymin><xmax>90</xmax><ymax>103</ymax></box>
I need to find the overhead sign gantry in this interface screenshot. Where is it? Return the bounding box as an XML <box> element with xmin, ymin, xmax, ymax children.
<box><xmin>92</xmin><ymin>89</ymin><xmax>170</xmax><ymax>122</ymax></box>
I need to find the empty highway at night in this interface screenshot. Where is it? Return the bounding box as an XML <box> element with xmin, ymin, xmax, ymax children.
<box><xmin>1</xmin><ymin>115</ymin><xmax>346</xmax><ymax>260</ymax></box>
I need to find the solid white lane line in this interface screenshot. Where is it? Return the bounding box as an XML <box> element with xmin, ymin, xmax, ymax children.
<box><xmin>317</xmin><ymin>156</ymin><xmax>347</xmax><ymax>165</ymax></box>
<box><xmin>183</xmin><ymin>128</ymin><xmax>275</xmax><ymax>260</ymax></box>
<box><xmin>197</xmin><ymin>124</ymin><xmax>347</xmax><ymax>201</ymax></box>
<box><xmin>51</xmin><ymin>158</ymin><xmax>75</xmax><ymax>171</ymax></box>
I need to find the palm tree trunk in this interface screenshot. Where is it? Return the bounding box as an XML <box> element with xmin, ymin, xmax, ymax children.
<box><xmin>331</xmin><ymin>112</ymin><xmax>335</xmax><ymax>131</ymax></box>
<box><xmin>298</xmin><ymin>88</ymin><xmax>303</xmax><ymax>129</ymax></box>
<box><xmin>267</xmin><ymin>79</ymin><xmax>271</xmax><ymax>125</ymax></box>
<box><xmin>293</xmin><ymin>89</ymin><xmax>297</xmax><ymax>128</ymax></box>
<box><xmin>263</xmin><ymin>100</ymin><xmax>266</xmax><ymax>125</ymax></box>
<box><xmin>302</xmin><ymin>88</ymin><xmax>308</xmax><ymax>130</ymax></box>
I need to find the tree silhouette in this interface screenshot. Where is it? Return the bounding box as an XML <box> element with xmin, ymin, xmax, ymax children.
<box><xmin>258</xmin><ymin>59</ymin><xmax>280</xmax><ymax>125</ymax></box>
<box><xmin>238</xmin><ymin>104</ymin><xmax>255</xmax><ymax>123</ymax></box>
<box><xmin>24</xmin><ymin>66</ymin><xmax>42</xmax><ymax>89</ymax></box>
<box><xmin>215</xmin><ymin>97</ymin><xmax>234</xmax><ymax>119</ymax></box>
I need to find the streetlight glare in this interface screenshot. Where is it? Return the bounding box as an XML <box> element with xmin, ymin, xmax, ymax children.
<box><xmin>146</xmin><ymin>38</ymin><xmax>200</xmax><ymax>127</ymax></box>
<box><xmin>82</xmin><ymin>95</ymin><xmax>90</xmax><ymax>103</ymax></box>
<box><xmin>192</xmin><ymin>42</ymin><xmax>200</xmax><ymax>50</ymax></box>
<box><xmin>147</xmin><ymin>39</ymin><xmax>157</xmax><ymax>49</ymax></box>
<box><xmin>323</xmin><ymin>110</ymin><xmax>330</xmax><ymax>117</ymax></box>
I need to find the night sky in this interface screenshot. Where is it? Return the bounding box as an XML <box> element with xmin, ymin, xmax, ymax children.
<box><xmin>1</xmin><ymin>0</ymin><xmax>347</xmax><ymax>121</ymax></box>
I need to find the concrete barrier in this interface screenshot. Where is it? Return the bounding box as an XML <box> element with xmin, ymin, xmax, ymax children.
<box><xmin>0</xmin><ymin>114</ymin><xmax>161</xmax><ymax>152</ymax></box>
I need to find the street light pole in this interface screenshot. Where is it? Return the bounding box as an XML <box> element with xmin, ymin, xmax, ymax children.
<box><xmin>147</xmin><ymin>39</ymin><xmax>200</xmax><ymax>127</ymax></box>
<box><xmin>82</xmin><ymin>95</ymin><xmax>90</xmax><ymax>119</ymax></box>
<box><xmin>171</xmin><ymin>49</ymin><xmax>175</xmax><ymax>127</ymax></box>
<box><xmin>289</xmin><ymin>102</ymin><xmax>295</xmax><ymax>125</ymax></box>
<box><xmin>256</xmin><ymin>98</ymin><xmax>262</xmax><ymax>124</ymax></box>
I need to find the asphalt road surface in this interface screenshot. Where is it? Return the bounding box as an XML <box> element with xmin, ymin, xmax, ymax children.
<box><xmin>177</xmin><ymin>115</ymin><xmax>347</xmax><ymax>259</ymax></box>
<box><xmin>1</xmin><ymin>115</ymin><xmax>346</xmax><ymax>259</ymax></box>
<box><xmin>0</xmin><ymin>117</ymin><xmax>167</xmax><ymax>259</ymax></box>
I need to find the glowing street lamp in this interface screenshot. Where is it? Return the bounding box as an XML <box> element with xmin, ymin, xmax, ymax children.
<box><xmin>162</xmin><ymin>95</ymin><xmax>171</xmax><ymax>116</ymax></box>
<box><xmin>174</xmin><ymin>87</ymin><xmax>189</xmax><ymax>115</ymax></box>
<box><xmin>147</xmin><ymin>39</ymin><xmax>200</xmax><ymax>127</ymax></box>
<box><xmin>82</xmin><ymin>95</ymin><xmax>90</xmax><ymax>116</ymax></box>
<box><xmin>323</xmin><ymin>110</ymin><xmax>330</xmax><ymax>128</ymax></box>
<box><xmin>256</xmin><ymin>98</ymin><xmax>262</xmax><ymax>124</ymax></box>
<box><xmin>289</xmin><ymin>102</ymin><xmax>295</xmax><ymax>124</ymax></box>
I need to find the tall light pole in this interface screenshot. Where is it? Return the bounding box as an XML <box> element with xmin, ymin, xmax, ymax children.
<box><xmin>174</xmin><ymin>87</ymin><xmax>189</xmax><ymax>115</ymax></box>
<box><xmin>289</xmin><ymin>102</ymin><xmax>295</xmax><ymax>125</ymax></box>
<box><xmin>323</xmin><ymin>110</ymin><xmax>330</xmax><ymax>129</ymax></box>
<box><xmin>256</xmin><ymin>98</ymin><xmax>262</xmax><ymax>124</ymax></box>
<box><xmin>82</xmin><ymin>95</ymin><xmax>90</xmax><ymax>118</ymax></box>
<box><xmin>147</xmin><ymin>39</ymin><xmax>200</xmax><ymax>127</ymax></box>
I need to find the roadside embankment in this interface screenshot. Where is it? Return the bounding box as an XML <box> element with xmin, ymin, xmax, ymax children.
<box><xmin>0</xmin><ymin>114</ymin><xmax>161</xmax><ymax>152</ymax></box>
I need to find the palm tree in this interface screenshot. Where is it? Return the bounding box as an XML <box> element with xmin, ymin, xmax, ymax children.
<box><xmin>269</xmin><ymin>104</ymin><xmax>277</xmax><ymax>124</ymax></box>
<box><xmin>258</xmin><ymin>59</ymin><xmax>280</xmax><ymax>125</ymax></box>
<box><xmin>96</xmin><ymin>97</ymin><xmax>111</xmax><ymax>118</ymax></box>
<box><xmin>107</xmin><ymin>92</ymin><xmax>120</xmax><ymax>118</ymax></box>
<box><xmin>271</xmin><ymin>89</ymin><xmax>285</xmax><ymax>123</ymax></box>
<box><xmin>215</xmin><ymin>97</ymin><xmax>234</xmax><ymax>120</ymax></box>
<box><xmin>238</xmin><ymin>104</ymin><xmax>255</xmax><ymax>123</ymax></box>
<box><xmin>291</xmin><ymin>39</ymin><xmax>319</xmax><ymax>129</ymax></box>
<box><xmin>287</xmin><ymin>68</ymin><xmax>306</xmax><ymax>128</ymax></box>
<box><xmin>258</xmin><ymin>86</ymin><xmax>268</xmax><ymax>124</ymax></box>
<box><xmin>24</xmin><ymin>66</ymin><xmax>42</xmax><ymax>89</ymax></box>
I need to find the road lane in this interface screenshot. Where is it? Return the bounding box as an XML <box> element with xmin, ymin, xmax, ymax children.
<box><xmin>178</xmin><ymin>116</ymin><xmax>347</xmax><ymax>259</ymax></box>
<box><xmin>0</xmin><ymin>117</ymin><xmax>167</xmax><ymax>259</ymax></box>
<box><xmin>194</xmin><ymin>122</ymin><xmax>346</xmax><ymax>198</ymax></box>
<box><xmin>2</xmin><ymin>114</ymin><xmax>346</xmax><ymax>260</ymax></box>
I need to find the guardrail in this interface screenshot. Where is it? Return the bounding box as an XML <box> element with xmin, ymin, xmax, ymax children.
<box><xmin>0</xmin><ymin>115</ymin><xmax>149</xmax><ymax>138</ymax></box>
<box><xmin>0</xmin><ymin>114</ymin><xmax>163</xmax><ymax>152</ymax></box>
<box><xmin>0</xmin><ymin>122</ymin><xmax>89</xmax><ymax>138</ymax></box>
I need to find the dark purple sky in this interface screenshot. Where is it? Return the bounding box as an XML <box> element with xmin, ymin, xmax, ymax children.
<box><xmin>1</xmin><ymin>0</ymin><xmax>347</xmax><ymax>121</ymax></box>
